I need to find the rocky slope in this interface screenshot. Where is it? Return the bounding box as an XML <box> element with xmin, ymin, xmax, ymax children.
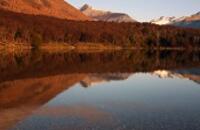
<box><xmin>184</xmin><ymin>12</ymin><xmax>200</xmax><ymax>22</ymax></box>
<box><xmin>80</xmin><ymin>4</ymin><xmax>136</xmax><ymax>23</ymax></box>
<box><xmin>0</xmin><ymin>0</ymin><xmax>89</xmax><ymax>20</ymax></box>
<box><xmin>174</xmin><ymin>12</ymin><xmax>200</xmax><ymax>28</ymax></box>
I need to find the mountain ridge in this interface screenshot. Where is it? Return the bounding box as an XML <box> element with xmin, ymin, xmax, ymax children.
<box><xmin>80</xmin><ymin>4</ymin><xmax>136</xmax><ymax>23</ymax></box>
<box><xmin>150</xmin><ymin>11</ymin><xmax>200</xmax><ymax>28</ymax></box>
<box><xmin>0</xmin><ymin>0</ymin><xmax>90</xmax><ymax>21</ymax></box>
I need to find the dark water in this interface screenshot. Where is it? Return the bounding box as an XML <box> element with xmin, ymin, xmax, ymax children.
<box><xmin>0</xmin><ymin>50</ymin><xmax>200</xmax><ymax>130</ymax></box>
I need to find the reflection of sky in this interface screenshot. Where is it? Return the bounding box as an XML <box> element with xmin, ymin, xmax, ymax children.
<box><xmin>47</xmin><ymin>73</ymin><xmax>200</xmax><ymax>110</ymax></box>
<box><xmin>12</xmin><ymin>73</ymin><xmax>200</xmax><ymax>130</ymax></box>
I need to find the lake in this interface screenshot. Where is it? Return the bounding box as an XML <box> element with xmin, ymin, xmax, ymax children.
<box><xmin>0</xmin><ymin>50</ymin><xmax>200</xmax><ymax>130</ymax></box>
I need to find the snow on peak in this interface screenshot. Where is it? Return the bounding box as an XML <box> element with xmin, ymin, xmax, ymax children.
<box><xmin>150</xmin><ymin>16</ymin><xmax>177</xmax><ymax>25</ymax></box>
<box><xmin>150</xmin><ymin>11</ymin><xmax>200</xmax><ymax>28</ymax></box>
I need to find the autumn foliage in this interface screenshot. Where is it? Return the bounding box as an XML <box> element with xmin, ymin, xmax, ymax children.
<box><xmin>0</xmin><ymin>9</ymin><xmax>200</xmax><ymax>48</ymax></box>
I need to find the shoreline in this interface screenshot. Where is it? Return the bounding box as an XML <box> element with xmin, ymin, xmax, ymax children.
<box><xmin>0</xmin><ymin>42</ymin><xmax>200</xmax><ymax>52</ymax></box>
<box><xmin>0</xmin><ymin>42</ymin><xmax>122</xmax><ymax>51</ymax></box>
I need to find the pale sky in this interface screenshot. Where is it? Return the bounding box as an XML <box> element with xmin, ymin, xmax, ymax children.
<box><xmin>67</xmin><ymin>0</ymin><xmax>200</xmax><ymax>22</ymax></box>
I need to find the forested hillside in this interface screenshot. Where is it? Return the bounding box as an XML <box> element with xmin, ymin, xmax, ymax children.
<box><xmin>0</xmin><ymin>9</ymin><xmax>200</xmax><ymax>48</ymax></box>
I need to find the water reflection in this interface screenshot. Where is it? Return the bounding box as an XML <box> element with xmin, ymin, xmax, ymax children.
<box><xmin>0</xmin><ymin>50</ymin><xmax>200</xmax><ymax>130</ymax></box>
<box><xmin>0</xmin><ymin>50</ymin><xmax>200</xmax><ymax>83</ymax></box>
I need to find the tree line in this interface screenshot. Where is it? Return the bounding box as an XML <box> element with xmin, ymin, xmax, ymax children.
<box><xmin>0</xmin><ymin>9</ymin><xmax>200</xmax><ymax>48</ymax></box>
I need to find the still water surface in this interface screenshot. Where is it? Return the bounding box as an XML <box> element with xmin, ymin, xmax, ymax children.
<box><xmin>0</xmin><ymin>50</ymin><xmax>200</xmax><ymax>130</ymax></box>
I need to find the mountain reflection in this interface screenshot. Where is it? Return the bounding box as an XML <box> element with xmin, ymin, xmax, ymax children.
<box><xmin>153</xmin><ymin>69</ymin><xmax>200</xmax><ymax>84</ymax></box>
<box><xmin>0</xmin><ymin>50</ymin><xmax>200</xmax><ymax>130</ymax></box>
<box><xmin>80</xmin><ymin>73</ymin><xmax>131</xmax><ymax>87</ymax></box>
<box><xmin>0</xmin><ymin>50</ymin><xmax>200</xmax><ymax>83</ymax></box>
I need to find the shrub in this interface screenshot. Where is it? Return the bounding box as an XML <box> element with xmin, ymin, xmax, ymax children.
<box><xmin>145</xmin><ymin>37</ymin><xmax>154</xmax><ymax>48</ymax></box>
<box><xmin>159</xmin><ymin>37</ymin><xmax>171</xmax><ymax>47</ymax></box>
<box><xmin>31</xmin><ymin>33</ymin><xmax>43</xmax><ymax>49</ymax></box>
<box><xmin>14</xmin><ymin>29</ymin><xmax>22</xmax><ymax>41</ymax></box>
<box><xmin>79</xmin><ymin>32</ymin><xmax>90</xmax><ymax>42</ymax></box>
<box><xmin>100</xmin><ymin>32</ymin><xmax>115</xmax><ymax>44</ymax></box>
<box><xmin>64</xmin><ymin>33</ymin><xmax>73</xmax><ymax>43</ymax></box>
<box><xmin>128</xmin><ymin>35</ymin><xmax>136</xmax><ymax>45</ymax></box>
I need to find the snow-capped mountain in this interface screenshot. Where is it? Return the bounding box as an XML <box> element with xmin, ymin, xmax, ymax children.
<box><xmin>80</xmin><ymin>4</ymin><xmax>136</xmax><ymax>23</ymax></box>
<box><xmin>79</xmin><ymin>69</ymin><xmax>200</xmax><ymax>88</ymax></box>
<box><xmin>150</xmin><ymin>16</ymin><xmax>187</xmax><ymax>25</ymax></box>
<box><xmin>150</xmin><ymin>16</ymin><xmax>177</xmax><ymax>25</ymax></box>
<box><xmin>150</xmin><ymin>11</ymin><xmax>200</xmax><ymax>28</ymax></box>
